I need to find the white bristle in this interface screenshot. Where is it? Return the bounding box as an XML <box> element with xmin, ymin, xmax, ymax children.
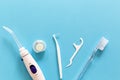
<box><xmin>96</xmin><ymin>37</ymin><xmax>109</xmax><ymax>51</ymax></box>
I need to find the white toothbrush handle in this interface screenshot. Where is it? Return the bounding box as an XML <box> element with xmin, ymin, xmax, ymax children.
<box><xmin>20</xmin><ymin>47</ymin><xmax>45</xmax><ymax>80</ymax></box>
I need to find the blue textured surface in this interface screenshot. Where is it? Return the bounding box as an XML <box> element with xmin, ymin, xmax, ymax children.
<box><xmin>0</xmin><ymin>0</ymin><xmax>120</xmax><ymax>80</ymax></box>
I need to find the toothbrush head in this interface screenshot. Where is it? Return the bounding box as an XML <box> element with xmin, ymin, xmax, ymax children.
<box><xmin>96</xmin><ymin>37</ymin><xmax>109</xmax><ymax>51</ymax></box>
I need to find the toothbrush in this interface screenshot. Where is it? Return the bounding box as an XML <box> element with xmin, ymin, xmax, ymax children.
<box><xmin>77</xmin><ymin>37</ymin><xmax>109</xmax><ymax>80</ymax></box>
<box><xmin>3</xmin><ymin>26</ymin><xmax>46</xmax><ymax>80</ymax></box>
<box><xmin>53</xmin><ymin>34</ymin><xmax>62</xmax><ymax>80</ymax></box>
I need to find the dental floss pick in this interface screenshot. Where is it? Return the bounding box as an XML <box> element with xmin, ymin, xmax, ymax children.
<box><xmin>3</xmin><ymin>26</ymin><xmax>46</xmax><ymax>80</ymax></box>
<box><xmin>33</xmin><ymin>40</ymin><xmax>46</xmax><ymax>53</ymax></box>
<box><xmin>66</xmin><ymin>38</ymin><xmax>84</xmax><ymax>68</ymax></box>
<box><xmin>77</xmin><ymin>37</ymin><xmax>109</xmax><ymax>80</ymax></box>
<box><xmin>53</xmin><ymin>34</ymin><xmax>62</xmax><ymax>80</ymax></box>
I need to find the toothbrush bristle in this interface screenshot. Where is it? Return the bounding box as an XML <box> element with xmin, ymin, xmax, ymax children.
<box><xmin>3</xmin><ymin>26</ymin><xmax>13</xmax><ymax>34</ymax></box>
<box><xmin>96</xmin><ymin>37</ymin><xmax>109</xmax><ymax>51</ymax></box>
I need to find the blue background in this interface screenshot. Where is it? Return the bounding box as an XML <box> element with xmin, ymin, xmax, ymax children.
<box><xmin>0</xmin><ymin>0</ymin><xmax>120</xmax><ymax>80</ymax></box>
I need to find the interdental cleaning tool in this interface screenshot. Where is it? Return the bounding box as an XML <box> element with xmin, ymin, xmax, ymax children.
<box><xmin>66</xmin><ymin>38</ymin><xmax>84</xmax><ymax>68</ymax></box>
<box><xmin>53</xmin><ymin>34</ymin><xmax>62</xmax><ymax>80</ymax></box>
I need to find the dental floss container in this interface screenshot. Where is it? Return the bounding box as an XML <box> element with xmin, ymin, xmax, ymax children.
<box><xmin>33</xmin><ymin>40</ymin><xmax>46</xmax><ymax>53</ymax></box>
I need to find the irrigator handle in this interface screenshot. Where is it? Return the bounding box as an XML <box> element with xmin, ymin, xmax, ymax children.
<box><xmin>20</xmin><ymin>47</ymin><xmax>46</xmax><ymax>80</ymax></box>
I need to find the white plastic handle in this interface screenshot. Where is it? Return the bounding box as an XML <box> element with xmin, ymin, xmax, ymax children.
<box><xmin>53</xmin><ymin>34</ymin><xmax>62</xmax><ymax>80</ymax></box>
<box><xmin>20</xmin><ymin>47</ymin><xmax>46</xmax><ymax>80</ymax></box>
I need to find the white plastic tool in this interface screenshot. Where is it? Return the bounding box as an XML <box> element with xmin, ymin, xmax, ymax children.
<box><xmin>77</xmin><ymin>37</ymin><xmax>109</xmax><ymax>80</ymax></box>
<box><xmin>66</xmin><ymin>38</ymin><xmax>84</xmax><ymax>68</ymax></box>
<box><xmin>53</xmin><ymin>34</ymin><xmax>62</xmax><ymax>80</ymax></box>
<box><xmin>33</xmin><ymin>40</ymin><xmax>46</xmax><ymax>53</ymax></box>
<box><xmin>3</xmin><ymin>26</ymin><xmax>45</xmax><ymax>80</ymax></box>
